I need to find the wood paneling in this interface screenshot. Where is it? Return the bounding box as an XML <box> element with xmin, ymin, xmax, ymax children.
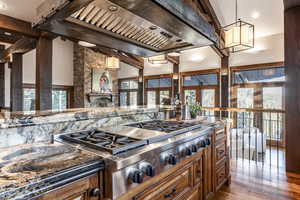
<box><xmin>284</xmin><ymin>6</ymin><xmax>300</xmax><ymax>173</ymax></box>
<box><xmin>0</xmin><ymin>45</ymin><xmax>4</xmax><ymax>108</ymax></box>
<box><xmin>36</xmin><ymin>37</ymin><xmax>53</xmax><ymax>111</ymax></box>
<box><xmin>10</xmin><ymin>53</ymin><xmax>23</xmax><ymax>112</ymax></box>
<box><xmin>173</xmin><ymin>63</ymin><xmax>179</xmax><ymax>98</ymax></box>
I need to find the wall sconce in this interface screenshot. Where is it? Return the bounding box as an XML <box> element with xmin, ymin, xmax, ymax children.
<box><xmin>138</xmin><ymin>76</ymin><xmax>143</xmax><ymax>83</ymax></box>
<box><xmin>173</xmin><ymin>73</ymin><xmax>179</xmax><ymax>80</ymax></box>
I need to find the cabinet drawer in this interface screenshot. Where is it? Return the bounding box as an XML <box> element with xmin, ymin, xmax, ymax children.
<box><xmin>215</xmin><ymin>128</ymin><xmax>226</xmax><ymax>141</ymax></box>
<box><xmin>135</xmin><ymin>164</ymin><xmax>193</xmax><ymax>200</ymax></box>
<box><xmin>216</xmin><ymin>164</ymin><xmax>226</xmax><ymax>188</ymax></box>
<box><xmin>215</xmin><ymin>142</ymin><xmax>226</xmax><ymax>163</ymax></box>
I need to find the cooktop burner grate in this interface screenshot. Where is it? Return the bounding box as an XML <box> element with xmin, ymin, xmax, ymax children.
<box><xmin>126</xmin><ymin>120</ymin><xmax>201</xmax><ymax>133</ymax></box>
<box><xmin>60</xmin><ymin>130</ymin><xmax>147</xmax><ymax>155</ymax></box>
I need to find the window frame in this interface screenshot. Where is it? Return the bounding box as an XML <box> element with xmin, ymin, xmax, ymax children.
<box><xmin>181</xmin><ymin>69</ymin><xmax>220</xmax><ymax>107</ymax></box>
<box><xmin>22</xmin><ymin>83</ymin><xmax>73</xmax><ymax>110</ymax></box>
<box><xmin>144</xmin><ymin>74</ymin><xmax>172</xmax><ymax>105</ymax></box>
<box><xmin>118</xmin><ymin>77</ymin><xmax>139</xmax><ymax>106</ymax></box>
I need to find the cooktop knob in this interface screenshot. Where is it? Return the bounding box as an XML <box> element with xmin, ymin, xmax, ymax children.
<box><xmin>130</xmin><ymin>169</ymin><xmax>144</xmax><ymax>184</ymax></box>
<box><xmin>199</xmin><ymin>140</ymin><xmax>206</xmax><ymax>148</ymax></box>
<box><xmin>191</xmin><ymin>144</ymin><xmax>198</xmax><ymax>152</ymax></box>
<box><xmin>168</xmin><ymin>154</ymin><xmax>177</xmax><ymax>165</ymax></box>
<box><xmin>185</xmin><ymin>147</ymin><xmax>192</xmax><ymax>156</ymax></box>
<box><xmin>205</xmin><ymin>138</ymin><xmax>211</xmax><ymax>146</ymax></box>
<box><xmin>145</xmin><ymin>165</ymin><xmax>156</xmax><ymax>177</ymax></box>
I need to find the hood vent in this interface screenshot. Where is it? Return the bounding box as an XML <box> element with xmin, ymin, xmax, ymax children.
<box><xmin>34</xmin><ymin>0</ymin><xmax>217</xmax><ymax>57</ymax></box>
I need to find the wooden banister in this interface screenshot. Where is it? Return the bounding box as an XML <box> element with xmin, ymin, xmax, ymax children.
<box><xmin>201</xmin><ymin>107</ymin><xmax>285</xmax><ymax>113</ymax></box>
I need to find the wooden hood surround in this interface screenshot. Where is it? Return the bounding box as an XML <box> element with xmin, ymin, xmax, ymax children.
<box><xmin>33</xmin><ymin>0</ymin><xmax>219</xmax><ymax>57</ymax></box>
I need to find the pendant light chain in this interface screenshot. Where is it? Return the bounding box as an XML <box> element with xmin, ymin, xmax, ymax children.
<box><xmin>235</xmin><ymin>0</ymin><xmax>238</xmax><ymax>21</ymax></box>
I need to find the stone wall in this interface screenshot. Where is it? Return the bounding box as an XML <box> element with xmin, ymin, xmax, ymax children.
<box><xmin>74</xmin><ymin>44</ymin><xmax>118</xmax><ymax>108</ymax></box>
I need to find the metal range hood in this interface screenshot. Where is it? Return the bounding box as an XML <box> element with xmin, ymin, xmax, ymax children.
<box><xmin>34</xmin><ymin>0</ymin><xmax>217</xmax><ymax>57</ymax></box>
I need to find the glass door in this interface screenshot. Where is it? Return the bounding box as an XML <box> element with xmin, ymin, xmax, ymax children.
<box><xmin>147</xmin><ymin>91</ymin><xmax>156</xmax><ymax>106</ymax></box>
<box><xmin>184</xmin><ymin>90</ymin><xmax>196</xmax><ymax>105</ymax></box>
<box><xmin>201</xmin><ymin>89</ymin><xmax>215</xmax><ymax>116</ymax></box>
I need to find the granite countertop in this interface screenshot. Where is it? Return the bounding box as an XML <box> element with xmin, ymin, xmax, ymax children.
<box><xmin>0</xmin><ymin>142</ymin><xmax>103</xmax><ymax>200</ymax></box>
<box><xmin>0</xmin><ymin>105</ymin><xmax>174</xmax><ymax>129</ymax></box>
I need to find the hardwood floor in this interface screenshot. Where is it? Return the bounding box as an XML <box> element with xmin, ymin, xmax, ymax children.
<box><xmin>215</xmin><ymin>152</ymin><xmax>300</xmax><ymax>200</ymax></box>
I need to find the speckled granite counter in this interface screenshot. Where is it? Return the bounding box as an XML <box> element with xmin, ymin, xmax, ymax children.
<box><xmin>0</xmin><ymin>106</ymin><xmax>171</xmax><ymax>148</ymax></box>
<box><xmin>0</xmin><ymin>142</ymin><xmax>103</xmax><ymax>200</ymax></box>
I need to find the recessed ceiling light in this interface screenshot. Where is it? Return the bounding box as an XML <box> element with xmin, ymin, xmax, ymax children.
<box><xmin>0</xmin><ymin>2</ymin><xmax>7</xmax><ymax>10</ymax></box>
<box><xmin>78</xmin><ymin>41</ymin><xmax>96</xmax><ymax>47</ymax></box>
<box><xmin>4</xmin><ymin>32</ymin><xmax>12</xmax><ymax>36</ymax></box>
<box><xmin>251</xmin><ymin>11</ymin><xmax>260</xmax><ymax>19</ymax></box>
<box><xmin>190</xmin><ymin>55</ymin><xmax>204</xmax><ymax>62</ymax></box>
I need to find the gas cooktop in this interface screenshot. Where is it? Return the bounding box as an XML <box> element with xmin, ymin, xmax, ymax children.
<box><xmin>126</xmin><ymin>120</ymin><xmax>202</xmax><ymax>133</ymax></box>
<box><xmin>60</xmin><ymin>130</ymin><xmax>147</xmax><ymax>155</ymax></box>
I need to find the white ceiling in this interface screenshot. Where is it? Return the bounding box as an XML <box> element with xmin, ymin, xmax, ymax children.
<box><xmin>0</xmin><ymin>0</ymin><xmax>43</xmax><ymax>22</ymax></box>
<box><xmin>210</xmin><ymin>0</ymin><xmax>284</xmax><ymax>38</ymax></box>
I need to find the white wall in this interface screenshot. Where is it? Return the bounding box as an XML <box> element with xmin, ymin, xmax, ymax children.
<box><xmin>144</xmin><ymin>59</ymin><xmax>173</xmax><ymax>76</ymax></box>
<box><xmin>4</xmin><ymin>37</ymin><xmax>74</xmax><ymax>107</ymax></box>
<box><xmin>229</xmin><ymin>33</ymin><xmax>284</xmax><ymax>67</ymax></box>
<box><xmin>118</xmin><ymin>62</ymin><xmax>139</xmax><ymax>78</ymax></box>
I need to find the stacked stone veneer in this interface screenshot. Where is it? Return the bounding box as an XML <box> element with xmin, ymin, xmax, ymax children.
<box><xmin>73</xmin><ymin>44</ymin><xmax>118</xmax><ymax>108</ymax></box>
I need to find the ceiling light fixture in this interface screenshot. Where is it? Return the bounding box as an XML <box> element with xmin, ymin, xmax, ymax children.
<box><xmin>220</xmin><ymin>0</ymin><xmax>255</xmax><ymax>53</ymax></box>
<box><xmin>106</xmin><ymin>56</ymin><xmax>120</xmax><ymax>69</ymax></box>
<box><xmin>0</xmin><ymin>2</ymin><xmax>7</xmax><ymax>10</ymax></box>
<box><xmin>108</xmin><ymin>5</ymin><xmax>118</xmax><ymax>12</ymax></box>
<box><xmin>168</xmin><ymin>52</ymin><xmax>181</xmax><ymax>57</ymax></box>
<box><xmin>148</xmin><ymin>54</ymin><xmax>168</xmax><ymax>65</ymax></box>
<box><xmin>78</xmin><ymin>41</ymin><xmax>96</xmax><ymax>47</ymax></box>
<box><xmin>251</xmin><ymin>11</ymin><xmax>260</xmax><ymax>19</ymax></box>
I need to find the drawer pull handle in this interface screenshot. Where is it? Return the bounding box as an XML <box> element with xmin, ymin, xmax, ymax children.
<box><xmin>218</xmin><ymin>150</ymin><xmax>225</xmax><ymax>154</ymax></box>
<box><xmin>164</xmin><ymin>188</ymin><xmax>177</xmax><ymax>198</ymax></box>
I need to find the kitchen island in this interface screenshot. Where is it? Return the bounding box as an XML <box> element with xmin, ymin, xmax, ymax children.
<box><xmin>0</xmin><ymin>106</ymin><xmax>230</xmax><ymax>200</ymax></box>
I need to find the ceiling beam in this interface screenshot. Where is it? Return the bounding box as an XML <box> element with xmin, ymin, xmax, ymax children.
<box><xmin>0</xmin><ymin>14</ymin><xmax>40</xmax><ymax>38</ymax></box>
<box><xmin>0</xmin><ymin>38</ymin><xmax>36</xmax><ymax>63</ymax></box>
<box><xmin>166</xmin><ymin>55</ymin><xmax>180</xmax><ymax>65</ymax></box>
<box><xmin>283</xmin><ymin>0</ymin><xmax>300</xmax><ymax>10</ymax></box>
<box><xmin>195</xmin><ymin>0</ymin><xmax>229</xmax><ymax>57</ymax></box>
<box><xmin>92</xmin><ymin>46</ymin><xmax>144</xmax><ymax>69</ymax></box>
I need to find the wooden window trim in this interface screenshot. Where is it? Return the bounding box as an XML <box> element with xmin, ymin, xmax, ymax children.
<box><xmin>230</xmin><ymin>61</ymin><xmax>284</xmax><ymax>72</ymax></box>
<box><xmin>22</xmin><ymin>83</ymin><xmax>74</xmax><ymax>108</ymax></box>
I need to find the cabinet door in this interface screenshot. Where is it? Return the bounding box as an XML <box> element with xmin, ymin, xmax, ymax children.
<box><xmin>38</xmin><ymin>173</ymin><xmax>102</xmax><ymax>200</ymax></box>
<box><xmin>203</xmin><ymin>146</ymin><xmax>213</xmax><ymax>200</ymax></box>
<box><xmin>185</xmin><ymin>188</ymin><xmax>199</xmax><ymax>200</ymax></box>
<box><xmin>193</xmin><ymin>155</ymin><xmax>203</xmax><ymax>185</ymax></box>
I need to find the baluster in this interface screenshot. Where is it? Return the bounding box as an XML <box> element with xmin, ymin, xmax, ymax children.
<box><xmin>269</xmin><ymin>112</ymin><xmax>272</xmax><ymax>167</ymax></box>
<box><xmin>242</xmin><ymin>112</ymin><xmax>245</xmax><ymax>160</ymax></box>
<box><xmin>248</xmin><ymin>112</ymin><xmax>251</xmax><ymax>162</ymax></box>
<box><xmin>277</xmin><ymin>112</ymin><xmax>280</xmax><ymax>168</ymax></box>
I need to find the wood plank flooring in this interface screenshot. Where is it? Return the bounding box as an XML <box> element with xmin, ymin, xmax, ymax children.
<box><xmin>214</xmin><ymin>159</ymin><xmax>300</xmax><ymax>200</ymax></box>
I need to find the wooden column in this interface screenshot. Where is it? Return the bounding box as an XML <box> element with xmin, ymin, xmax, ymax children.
<box><xmin>173</xmin><ymin>63</ymin><xmax>180</xmax><ymax>98</ymax></box>
<box><xmin>220</xmin><ymin>56</ymin><xmax>229</xmax><ymax>117</ymax></box>
<box><xmin>0</xmin><ymin>45</ymin><xmax>5</xmax><ymax>108</ymax></box>
<box><xmin>284</xmin><ymin>6</ymin><xmax>300</xmax><ymax>173</ymax></box>
<box><xmin>10</xmin><ymin>53</ymin><xmax>23</xmax><ymax>111</ymax></box>
<box><xmin>137</xmin><ymin>69</ymin><xmax>144</xmax><ymax>105</ymax></box>
<box><xmin>36</xmin><ymin>37</ymin><xmax>53</xmax><ymax>111</ymax></box>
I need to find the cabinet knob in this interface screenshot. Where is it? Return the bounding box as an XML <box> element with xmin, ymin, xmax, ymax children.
<box><xmin>168</xmin><ymin>154</ymin><xmax>177</xmax><ymax>165</ymax></box>
<box><xmin>131</xmin><ymin>170</ymin><xmax>144</xmax><ymax>183</ymax></box>
<box><xmin>90</xmin><ymin>188</ymin><xmax>101</xmax><ymax>197</ymax></box>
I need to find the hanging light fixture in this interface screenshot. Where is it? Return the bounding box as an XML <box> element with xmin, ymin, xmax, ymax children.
<box><xmin>106</xmin><ymin>56</ymin><xmax>120</xmax><ymax>69</ymax></box>
<box><xmin>220</xmin><ymin>0</ymin><xmax>254</xmax><ymax>53</ymax></box>
<box><xmin>148</xmin><ymin>54</ymin><xmax>168</xmax><ymax>65</ymax></box>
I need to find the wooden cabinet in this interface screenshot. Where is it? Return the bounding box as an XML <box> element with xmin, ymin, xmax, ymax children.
<box><xmin>203</xmin><ymin>144</ymin><xmax>214</xmax><ymax>200</ymax></box>
<box><xmin>213</xmin><ymin>127</ymin><xmax>231</xmax><ymax>193</ymax></box>
<box><xmin>134</xmin><ymin>163</ymin><xmax>193</xmax><ymax>200</ymax></box>
<box><xmin>38</xmin><ymin>173</ymin><xmax>103</xmax><ymax>200</ymax></box>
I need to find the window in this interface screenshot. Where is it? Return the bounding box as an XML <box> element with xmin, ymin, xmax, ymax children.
<box><xmin>23</xmin><ymin>88</ymin><xmax>35</xmax><ymax>111</ymax></box>
<box><xmin>184</xmin><ymin>90</ymin><xmax>196</xmax><ymax>105</ymax></box>
<box><xmin>182</xmin><ymin>71</ymin><xmax>219</xmax><ymax>107</ymax></box>
<box><xmin>147</xmin><ymin>91</ymin><xmax>156</xmax><ymax>106</ymax></box>
<box><xmin>145</xmin><ymin>76</ymin><xmax>172</xmax><ymax>105</ymax></box>
<box><xmin>233</xmin><ymin>67</ymin><xmax>285</xmax><ymax>84</ymax></box>
<box><xmin>183</xmin><ymin>73</ymin><xmax>218</xmax><ymax>86</ymax></box>
<box><xmin>237</xmin><ymin>88</ymin><xmax>254</xmax><ymax>108</ymax></box>
<box><xmin>119</xmin><ymin>78</ymin><xmax>139</xmax><ymax>106</ymax></box>
<box><xmin>23</xmin><ymin>85</ymin><xmax>71</xmax><ymax>111</ymax></box>
<box><xmin>52</xmin><ymin>90</ymin><xmax>67</xmax><ymax>110</ymax></box>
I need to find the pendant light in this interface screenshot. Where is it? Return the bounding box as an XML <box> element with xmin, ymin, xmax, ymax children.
<box><xmin>220</xmin><ymin>0</ymin><xmax>254</xmax><ymax>53</ymax></box>
<box><xmin>148</xmin><ymin>54</ymin><xmax>168</xmax><ymax>65</ymax></box>
<box><xmin>106</xmin><ymin>56</ymin><xmax>120</xmax><ymax>69</ymax></box>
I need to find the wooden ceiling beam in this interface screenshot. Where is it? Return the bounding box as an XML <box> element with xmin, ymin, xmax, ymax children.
<box><xmin>283</xmin><ymin>0</ymin><xmax>300</xmax><ymax>10</ymax></box>
<box><xmin>0</xmin><ymin>14</ymin><xmax>40</xmax><ymax>38</ymax></box>
<box><xmin>166</xmin><ymin>55</ymin><xmax>180</xmax><ymax>65</ymax></box>
<box><xmin>92</xmin><ymin>46</ymin><xmax>144</xmax><ymax>69</ymax></box>
<box><xmin>0</xmin><ymin>38</ymin><xmax>36</xmax><ymax>63</ymax></box>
